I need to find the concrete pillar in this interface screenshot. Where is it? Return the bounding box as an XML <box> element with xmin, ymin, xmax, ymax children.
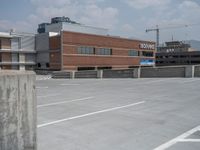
<box><xmin>185</xmin><ymin>66</ymin><xmax>194</xmax><ymax>78</ymax></box>
<box><xmin>133</xmin><ymin>68</ymin><xmax>141</xmax><ymax>78</ymax></box>
<box><xmin>19</xmin><ymin>53</ymin><xmax>26</xmax><ymax>71</ymax></box>
<box><xmin>71</xmin><ymin>71</ymin><xmax>75</xmax><ymax>79</ymax></box>
<box><xmin>192</xmin><ymin>65</ymin><xmax>195</xmax><ymax>78</ymax></box>
<box><xmin>0</xmin><ymin>71</ymin><xmax>37</xmax><ymax>150</ymax></box>
<box><xmin>97</xmin><ymin>70</ymin><xmax>103</xmax><ymax>79</ymax></box>
<box><xmin>20</xmin><ymin>65</ymin><xmax>26</xmax><ymax>71</ymax></box>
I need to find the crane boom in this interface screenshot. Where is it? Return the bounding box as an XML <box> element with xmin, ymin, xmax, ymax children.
<box><xmin>145</xmin><ymin>23</ymin><xmax>200</xmax><ymax>51</ymax></box>
<box><xmin>146</xmin><ymin>25</ymin><xmax>159</xmax><ymax>49</ymax></box>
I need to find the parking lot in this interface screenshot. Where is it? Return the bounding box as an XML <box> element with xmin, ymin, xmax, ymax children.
<box><xmin>36</xmin><ymin>78</ymin><xmax>200</xmax><ymax>150</ymax></box>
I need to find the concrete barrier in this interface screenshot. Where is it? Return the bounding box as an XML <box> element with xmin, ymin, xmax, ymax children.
<box><xmin>103</xmin><ymin>69</ymin><xmax>135</xmax><ymax>78</ymax></box>
<box><xmin>51</xmin><ymin>65</ymin><xmax>200</xmax><ymax>79</ymax></box>
<box><xmin>35</xmin><ymin>70</ymin><xmax>53</xmax><ymax>75</ymax></box>
<box><xmin>185</xmin><ymin>66</ymin><xmax>194</xmax><ymax>78</ymax></box>
<box><xmin>194</xmin><ymin>65</ymin><xmax>200</xmax><ymax>77</ymax></box>
<box><xmin>75</xmin><ymin>70</ymin><xmax>98</xmax><ymax>78</ymax></box>
<box><xmin>0</xmin><ymin>71</ymin><xmax>37</xmax><ymax>150</ymax></box>
<box><xmin>140</xmin><ymin>66</ymin><xmax>186</xmax><ymax>78</ymax></box>
<box><xmin>52</xmin><ymin>71</ymin><xmax>71</xmax><ymax>79</ymax></box>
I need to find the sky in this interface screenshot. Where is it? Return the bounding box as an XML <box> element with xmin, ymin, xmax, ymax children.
<box><xmin>0</xmin><ymin>0</ymin><xmax>200</xmax><ymax>43</ymax></box>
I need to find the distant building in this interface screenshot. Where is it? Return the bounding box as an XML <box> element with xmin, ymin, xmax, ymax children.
<box><xmin>36</xmin><ymin>17</ymin><xmax>156</xmax><ymax>71</ymax></box>
<box><xmin>187</xmin><ymin>40</ymin><xmax>200</xmax><ymax>51</ymax></box>
<box><xmin>0</xmin><ymin>31</ymin><xmax>36</xmax><ymax>70</ymax></box>
<box><xmin>156</xmin><ymin>41</ymin><xmax>200</xmax><ymax>66</ymax></box>
<box><xmin>157</xmin><ymin>41</ymin><xmax>191</xmax><ymax>53</ymax></box>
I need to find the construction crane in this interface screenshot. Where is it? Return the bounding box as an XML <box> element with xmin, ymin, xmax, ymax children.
<box><xmin>146</xmin><ymin>23</ymin><xmax>200</xmax><ymax>50</ymax></box>
<box><xmin>146</xmin><ymin>25</ymin><xmax>160</xmax><ymax>49</ymax></box>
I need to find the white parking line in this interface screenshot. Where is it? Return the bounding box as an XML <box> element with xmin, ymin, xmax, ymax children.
<box><xmin>60</xmin><ymin>83</ymin><xmax>80</xmax><ymax>86</ymax></box>
<box><xmin>37</xmin><ymin>97</ymin><xmax>94</xmax><ymax>108</ymax></box>
<box><xmin>37</xmin><ymin>101</ymin><xmax>145</xmax><ymax>128</ymax></box>
<box><xmin>139</xmin><ymin>78</ymin><xmax>178</xmax><ymax>84</ymax></box>
<box><xmin>154</xmin><ymin>125</ymin><xmax>200</xmax><ymax>150</ymax></box>
<box><xmin>178</xmin><ymin>139</ymin><xmax>200</xmax><ymax>142</ymax></box>
<box><xmin>37</xmin><ymin>94</ymin><xmax>60</xmax><ymax>98</ymax></box>
<box><xmin>36</xmin><ymin>86</ymin><xmax>48</xmax><ymax>89</ymax></box>
<box><xmin>181</xmin><ymin>79</ymin><xmax>200</xmax><ymax>83</ymax></box>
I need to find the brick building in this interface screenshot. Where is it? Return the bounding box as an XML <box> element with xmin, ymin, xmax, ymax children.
<box><xmin>36</xmin><ymin>17</ymin><xmax>155</xmax><ymax>71</ymax></box>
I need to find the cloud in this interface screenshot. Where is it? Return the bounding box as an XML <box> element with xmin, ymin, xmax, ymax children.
<box><xmin>30</xmin><ymin>0</ymin><xmax>72</xmax><ymax>7</ymax></box>
<box><xmin>30</xmin><ymin>0</ymin><xmax>118</xmax><ymax>29</ymax></box>
<box><xmin>145</xmin><ymin>0</ymin><xmax>200</xmax><ymax>27</ymax></box>
<box><xmin>0</xmin><ymin>0</ymin><xmax>199</xmax><ymax>41</ymax></box>
<box><xmin>141</xmin><ymin>0</ymin><xmax>200</xmax><ymax>41</ymax></box>
<box><xmin>0</xmin><ymin>20</ymin><xmax>33</xmax><ymax>33</ymax></box>
<box><xmin>123</xmin><ymin>0</ymin><xmax>171</xmax><ymax>9</ymax></box>
<box><xmin>178</xmin><ymin>0</ymin><xmax>200</xmax><ymax>21</ymax></box>
<box><xmin>0</xmin><ymin>0</ymin><xmax>119</xmax><ymax>33</ymax></box>
<box><xmin>121</xmin><ymin>24</ymin><xmax>135</xmax><ymax>32</ymax></box>
<box><xmin>79</xmin><ymin>5</ymin><xmax>118</xmax><ymax>29</ymax></box>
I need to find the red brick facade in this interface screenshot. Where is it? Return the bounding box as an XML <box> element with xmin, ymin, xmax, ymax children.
<box><xmin>49</xmin><ymin>31</ymin><xmax>155</xmax><ymax>70</ymax></box>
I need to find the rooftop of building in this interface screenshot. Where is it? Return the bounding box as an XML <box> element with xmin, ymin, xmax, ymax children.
<box><xmin>0</xmin><ymin>32</ymin><xmax>12</xmax><ymax>38</ymax></box>
<box><xmin>0</xmin><ymin>31</ymin><xmax>35</xmax><ymax>38</ymax></box>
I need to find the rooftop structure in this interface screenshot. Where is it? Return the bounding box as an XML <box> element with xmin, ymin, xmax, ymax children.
<box><xmin>37</xmin><ymin>16</ymin><xmax>108</xmax><ymax>36</ymax></box>
<box><xmin>157</xmin><ymin>41</ymin><xmax>191</xmax><ymax>53</ymax></box>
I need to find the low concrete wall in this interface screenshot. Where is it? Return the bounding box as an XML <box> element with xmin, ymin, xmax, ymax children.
<box><xmin>75</xmin><ymin>70</ymin><xmax>98</xmax><ymax>78</ymax></box>
<box><xmin>103</xmin><ymin>69</ymin><xmax>134</xmax><ymax>78</ymax></box>
<box><xmin>51</xmin><ymin>65</ymin><xmax>200</xmax><ymax>79</ymax></box>
<box><xmin>35</xmin><ymin>70</ymin><xmax>54</xmax><ymax>75</ymax></box>
<box><xmin>194</xmin><ymin>65</ymin><xmax>200</xmax><ymax>77</ymax></box>
<box><xmin>140</xmin><ymin>66</ymin><xmax>186</xmax><ymax>78</ymax></box>
<box><xmin>52</xmin><ymin>71</ymin><xmax>71</xmax><ymax>79</ymax></box>
<box><xmin>0</xmin><ymin>71</ymin><xmax>37</xmax><ymax>150</ymax></box>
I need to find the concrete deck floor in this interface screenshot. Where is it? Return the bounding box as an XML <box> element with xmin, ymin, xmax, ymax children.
<box><xmin>36</xmin><ymin>78</ymin><xmax>200</xmax><ymax>150</ymax></box>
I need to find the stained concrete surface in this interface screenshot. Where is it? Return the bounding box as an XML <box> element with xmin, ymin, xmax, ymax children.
<box><xmin>36</xmin><ymin>78</ymin><xmax>200</xmax><ymax>150</ymax></box>
<box><xmin>0</xmin><ymin>71</ymin><xmax>36</xmax><ymax>150</ymax></box>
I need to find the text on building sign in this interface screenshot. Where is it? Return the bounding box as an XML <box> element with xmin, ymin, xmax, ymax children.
<box><xmin>139</xmin><ymin>43</ymin><xmax>155</xmax><ymax>50</ymax></box>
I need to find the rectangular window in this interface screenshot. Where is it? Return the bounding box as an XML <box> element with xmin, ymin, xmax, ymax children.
<box><xmin>128</xmin><ymin>50</ymin><xmax>139</xmax><ymax>56</ymax></box>
<box><xmin>142</xmin><ymin>51</ymin><xmax>154</xmax><ymax>57</ymax></box>
<box><xmin>77</xmin><ymin>46</ymin><xmax>94</xmax><ymax>55</ymax></box>
<box><xmin>96</xmin><ymin>48</ymin><xmax>112</xmax><ymax>55</ymax></box>
<box><xmin>11</xmin><ymin>53</ymin><xmax>19</xmax><ymax>62</ymax></box>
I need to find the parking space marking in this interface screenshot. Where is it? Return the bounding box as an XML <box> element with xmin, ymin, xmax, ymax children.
<box><xmin>60</xmin><ymin>83</ymin><xmax>81</xmax><ymax>86</ymax></box>
<box><xmin>37</xmin><ymin>97</ymin><xmax>94</xmax><ymax>108</ymax></box>
<box><xmin>37</xmin><ymin>101</ymin><xmax>145</xmax><ymax>128</ymax></box>
<box><xmin>37</xmin><ymin>94</ymin><xmax>60</xmax><ymax>98</ymax></box>
<box><xmin>154</xmin><ymin>125</ymin><xmax>200</xmax><ymax>150</ymax></box>
<box><xmin>138</xmin><ymin>78</ymin><xmax>179</xmax><ymax>84</ymax></box>
<box><xmin>178</xmin><ymin>139</ymin><xmax>200</xmax><ymax>142</ymax></box>
<box><xmin>181</xmin><ymin>79</ymin><xmax>200</xmax><ymax>83</ymax></box>
<box><xmin>36</xmin><ymin>86</ymin><xmax>48</xmax><ymax>89</ymax></box>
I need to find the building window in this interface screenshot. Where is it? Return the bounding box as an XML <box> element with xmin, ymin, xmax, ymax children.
<box><xmin>96</xmin><ymin>48</ymin><xmax>112</xmax><ymax>55</ymax></box>
<box><xmin>97</xmin><ymin>66</ymin><xmax>112</xmax><ymax>70</ymax></box>
<box><xmin>142</xmin><ymin>51</ymin><xmax>154</xmax><ymax>57</ymax></box>
<box><xmin>77</xmin><ymin>46</ymin><xmax>94</xmax><ymax>55</ymax></box>
<box><xmin>78</xmin><ymin>67</ymin><xmax>95</xmax><ymax>71</ymax></box>
<box><xmin>46</xmin><ymin>63</ymin><xmax>50</xmax><ymax>68</ymax></box>
<box><xmin>37</xmin><ymin>63</ymin><xmax>41</xmax><ymax>68</ymax></box>
<box><xmin>128</xmin><ymin>50</ymin><xmax>139</xmax><ymax>56</ymax></box>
